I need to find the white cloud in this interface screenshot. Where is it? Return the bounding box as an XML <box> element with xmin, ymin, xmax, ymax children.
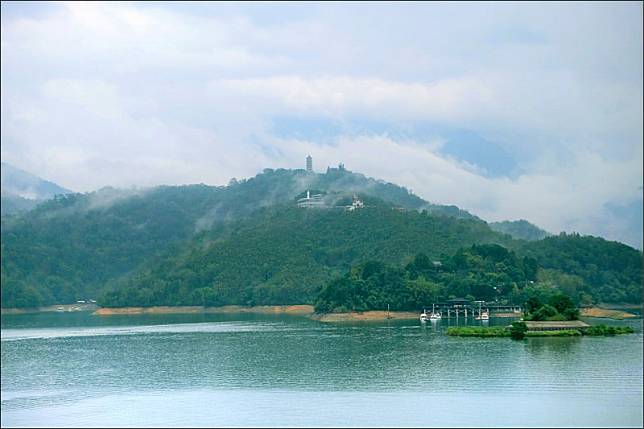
<box><xmin>269</xmin><ymin>134</ymin><xmax>643</xmax><ymax>245</ymax></box>
<box><xmin>207</xmin><ymin>76</ymin><xmax>495</xmax><ymax>122</ymax></box>
<box><xmin>1</xmin><ymin>2</ymin><xmax>642</xmax><ymax>247</ymax></box>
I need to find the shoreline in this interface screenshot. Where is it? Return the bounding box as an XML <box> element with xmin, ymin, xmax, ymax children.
<box><xmin>1</xmin><ymin>303</ymin><xmax>98</xmax><ymax>315</ymax></box>
<box><xmin>2</xmin><ymin>304</ymin><xmax>639</xmax><ymax>321</ymax></box>
<box><xmin>95</xmin><ymin>306</ymin><xmax>417</xmax><ymax>321</ymax></box>
<box><xmin>93</xmin><ymin>305</ymin><xmax>315</xmax><ymax>316</ymax></box>
<box><xmin>311</xmin><ymin>310</ymin><xmax>419</xmax><ymax>322</ymax></box>
<box><xmin>580</xmin><ymin>307</ymin><xmax>638</xmax><ymax>320</ymax></box>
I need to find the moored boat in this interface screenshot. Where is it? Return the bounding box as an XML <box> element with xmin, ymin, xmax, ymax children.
<box><xmin>429</xmin><ymin>304</ymin><xmax>441</xmax><ymax>321</ymax></box>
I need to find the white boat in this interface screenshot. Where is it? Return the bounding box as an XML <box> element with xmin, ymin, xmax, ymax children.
<box><xmin>429</xmin><ymin>304</ymin><xmax>441</xmax><ymax>321</ymax></box>
<box><xmin>475</xmin><ymin>302</ymin><xmax>489</xmax><ymax>321</ymax></box>
<box><xmin>420</xmin><ymin>309</ymin><xmax>428</xmax><ymax>322</ymax></box>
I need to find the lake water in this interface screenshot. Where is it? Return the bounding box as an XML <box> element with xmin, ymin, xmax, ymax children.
<box><xmin>1</xmin><ymin>312</ymin><xmax>642</xmax><ymax>427</ymax></box>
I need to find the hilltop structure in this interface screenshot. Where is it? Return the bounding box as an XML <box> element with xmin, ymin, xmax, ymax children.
<box><xmin>297</xmin><ymin>190</ymin><xmax>326</xmax><ymax>208</ymax></box>
<box><xmin>306</xmin><ymin>155</ymin><xmax>313</xmax><ymax>172</ymax></box>
<box><xmin>348</xmin><ymin>194</ymin><xmax>364</xmax><ymax>211</ymax></box>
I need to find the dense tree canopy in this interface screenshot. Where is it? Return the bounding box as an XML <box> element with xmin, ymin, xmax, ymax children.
<box><xmin>315</xmin><ymin>245</ymin><xmax>538</xmax><ymax>313</ymax></box>
<box><xmin>97</xmin><ymin>204</ymin><xmax>508</xmax><ymax>308</ymax></box>
<box><xmin>520</xmin><ymin>233</ymin><xmax>642</xmax><ymax>303</ymax></box>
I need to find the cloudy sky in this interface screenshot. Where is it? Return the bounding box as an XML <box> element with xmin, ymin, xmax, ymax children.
<box><xmin>1</xmin><ymin>1</ymin><xmax>642</xmax><ymax>248</ymax></box>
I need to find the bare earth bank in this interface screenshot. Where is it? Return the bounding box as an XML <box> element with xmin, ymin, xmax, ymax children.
<box><xmin>93</xmin><ymin>305</ymin><xmax>315</xmax><ymax>316</ymax></box>
<box><xmin>580</xmin><ymin>307</ymin><xmax>638</xmax><ymax>320</ymax></box>
<box><xmin>311</xmin><ymin>311</ymin><xmax>419</xmax><ymax>322</ymax></box>
<box><xmin>93</xmin><ymin>306</ymin><xmax>415</xmax><ymax>322</ymax></box>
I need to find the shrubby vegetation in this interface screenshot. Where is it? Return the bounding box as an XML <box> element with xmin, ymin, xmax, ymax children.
<box><xmin>510</xmin><ymin>321</ymin><xmax>528</xmax><ymax>340</ymax></box>
<box><xmin>584</xmin><ymin>325</ymin><xmax>634</xmax><ymax>335</ymax></box>
<box><xmin>446</xmin><ymin>323</ymin><xmax>634</xmax><ymax>338</ymax></box>
<box><xmin>523</xmin><ymin>293</ymin><xmax>580</xmax><ymax>321</ymax></box>
<box><xmin>447</xmin><ymin>326</ymin><xmax>510</xmax><ymax>337</ymax></box>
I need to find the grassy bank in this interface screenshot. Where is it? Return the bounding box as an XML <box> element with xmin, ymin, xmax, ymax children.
<box><xmin>446</xmin><ymin>326</ymin><xmax>510</xmax><ymax>337</ymax></box>
<box><xmin>447</xmin><ymin>324</ymin><xmax>634</xmax><ymax>338</ymax></box>
<box><xmin>584</xmin><ymin>325</ymin><xmax>634</xmax><ymax>335</ymax></box>
<box><xmin>93</xmin><ymin>305</ymin><xmax>315</xmax><ymax>316</ymax></box>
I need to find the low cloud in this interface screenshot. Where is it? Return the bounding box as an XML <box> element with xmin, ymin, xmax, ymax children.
<box><xmin>1</xmin><ymin>2</ymin><xmax>642</xmax><ymax>248</ymax></box>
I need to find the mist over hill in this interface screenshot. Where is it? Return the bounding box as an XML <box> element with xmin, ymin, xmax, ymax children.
<box><xmin>1</xmin><ymin>166</ymin><xmax>641</xmax><ymax>308</ymax></box>
<box><xmin>490</xmin><ymin>220</ymin><xmax>550</xmax><ymax>241</ymax></box>
<box><xmin>1</xmin><ymin>162</ymin><xmax>73</xmax><ymax>216</ymax></box>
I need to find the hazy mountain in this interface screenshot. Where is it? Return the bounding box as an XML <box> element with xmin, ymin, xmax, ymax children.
<box><xmin>489</xmin><ymin>220</ymin><xmax>550</xmax><ymax>241</ymax></box>
<box><xmin>1</xmin><ymin>162</ymin><xmax>72</xmax><ymax>215</ymax></box>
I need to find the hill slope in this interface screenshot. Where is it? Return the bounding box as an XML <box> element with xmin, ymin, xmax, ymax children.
<box><xmin>2</xmin><ymin>167</ymin><xmax>640</xmax><ymax>308</ymax></box>
<box><xmin>1</xmin><ymin>162</ymin><xmax>73</xmax><ymax>216</ymax></box>
<box><xmin>98</xmin><ymin>201</ymin><xmax>511</xmax><ymax>307</ymax></box>
<box><xmin>0</xmin><ymin>168</ymin><xmax>479</xmax><ymax>307</ymax></box>
<box><xmin>489</xmin><ymin>220</ymin><xmax>550</xmax><ymax>241</ymax></box>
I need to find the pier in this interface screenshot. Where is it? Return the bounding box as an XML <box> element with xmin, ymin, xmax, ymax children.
<box><xmin>428</xmin><ymin>299</ymin><xmax>522</xmax><ymax>318</ymax></box>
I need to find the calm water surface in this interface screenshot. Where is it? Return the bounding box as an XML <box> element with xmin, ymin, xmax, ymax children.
<box><xmin>1</xmin><ymin>312</ymin><xmax>642</xmax><ymax>427</ymax></box>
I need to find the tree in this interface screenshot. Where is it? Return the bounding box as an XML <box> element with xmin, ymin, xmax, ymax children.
<box><xmin>548</xmin><ymin>293</ymin><xmax>576</xmax><ymax>315</ymax></box>
<box><xmin>531</xmin><ymin>304</ymin><xmax>558</xmax><ymax>321</ymax></box>
<box><xmin>510</xmin><ymin>321</ymin><xmax>528</xmax><ymax>340</ymax></box>
<box><xmin>525</xmin><ymin>296</ymin><xmax>542</xmax><ymax>314</ymax></box>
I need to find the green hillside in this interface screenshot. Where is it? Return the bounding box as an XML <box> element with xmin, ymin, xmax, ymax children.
<box><xmin>1</xmin><ymin>168</ymin><xmax>641</xmax><ymax>309</ymax></box>
<box><xmin>98</xmin><ymin>202</ymin><xmax>509</xmax><ymax>308</ymax></box>
<box><xmin>489</xmin><ymin>219</ymin><xmax>550</xmax><ymax>241</ymax></box>
<box><xmin>315</xmin><ymin>244</ymin><xmax>538</xmax><ymax>313</ymax></box>
<box><xmin>520</xmin><ymin>233</ymin><xmax>642</xmax><ymax>303</ymax></box>
<box><xmin>0</xmin><ymin>168</ymin><xmax>475</xmax><ymax>308</ymax></box>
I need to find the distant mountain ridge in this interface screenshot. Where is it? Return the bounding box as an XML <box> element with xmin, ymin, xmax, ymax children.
<box><xmin>1</xmin><ymin>162</ymin><xmax>72</xmax><ymax>199</ymax></box>
<box><xmin>1</xmin><ymin>162</ymin><xmax>72</xmax><ymax>216</ymax></box>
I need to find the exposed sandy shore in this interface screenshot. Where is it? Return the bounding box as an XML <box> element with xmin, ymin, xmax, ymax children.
<box><xmin>204</xmin><ymin>305</ymin><xmax>314</xmax><ymax>315</ymax></box>
<box><xmin>93</xmin><ymin>306</ymin><xmax>202</xmax><ymax>315</ymax></box>
<box><xmin>492</xmin><ymin>312</ymin><xmax>524</xmax><ymax>318</ymax></box>
<box><xmin>93</xmin><ymin>305</ymin><xmax>315</xmax><ymax>316</ymax></box>
<box><xmin>311</xmin><ymin>310</ymin><xmax>419</xmax><ymax>322</ymax></box>
<box><xmin>580</xmin><ymin>307</ymin><xmax>638</xmax><ymax>320</ymax></box>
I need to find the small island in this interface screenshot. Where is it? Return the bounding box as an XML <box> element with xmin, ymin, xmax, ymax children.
<box><xmin>447</xmin><ymin>322</ymin><xmax>634</xmax><ymax>338</ymax></box>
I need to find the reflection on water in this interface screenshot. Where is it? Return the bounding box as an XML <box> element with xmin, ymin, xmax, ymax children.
<box><xmin>524</xmin><ymin>336</ymin><xmax>583</xmax><ymax>355</ymax></box>
<box><xmin>1</xmin><ymin>313</ymin><xmax>642</xmax><ymax>427</ymax></box>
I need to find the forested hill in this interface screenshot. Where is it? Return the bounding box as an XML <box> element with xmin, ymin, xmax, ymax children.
<box><xmin>489</xmin><ymin>220</ymin><xmax>550</xmax><ymax>241</ymax></box>
<box><xmin>1</xmin><ymin>167</ymin><xmax>641</xmax><ymax>308</ymax></box>
<box><xmin>99</xmin><ymin>211</ymin><xmax>642</xmax><ymax>308</ymax></box>
<box><xmin>520</xmin><ymin>233</ymin><xmax>642</xmax><ymax>303</ymax></box>
<box><xmin>0</xmin><ymin>167</ymin><xmax>477</xmax><ymax>307</ymax></box>
<box><xmin>98</xmin><ymin>202</ymin><xmax>509</xmax><ymax>307</ymax></box>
